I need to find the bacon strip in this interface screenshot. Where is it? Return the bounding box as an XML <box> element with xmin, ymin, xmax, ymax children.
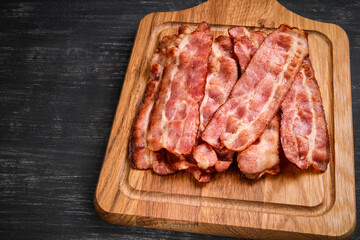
<box><xmin>132</xmin><ymin>24</ymin><xmax>213</xmax><ymax>180</ymax></box>
<box><xmin>131</xmin><ymin>36</ymin><xmax>176</xmax><ymax>175</ymax></box>
<box><xmin>198</xmin><ymin>36</ymin><xmax>239</xmax><ymax>134</ymax></box>
<box><xmin>147</xmin><ymin>22</ymin><xmax>213</xmax><ymax>156</ymax></box>
<box><xmin>202</xmin><ymin>24</ymin><xmax>308</xmax><ymax>152</ymax></box>
<box><xmin>229</xmin><ymin>27</ymin><xmax>281</xmax><ymax>179</ymax></box>
<box><xmin>237</xmin><ymin>114</ymin><xmax>280</xmax><ymax>179</ymax></box>
<box><xmin>228</xmin><ymin>26</ymin><xmax>266</xmax><ymax>73</ymax></box>
<box><xmin>280</xmin><ymin>58</ymin><xmax>330</xmax><ymax>171</ymax></box>
<box><xmin>165</xmin><ymin>152</ymin><xmax>211</xmax><ymax>183</ymax></box>
<box><xmin>192</xmin><ymin>35</ymin><xmax>238</xmax><ymax>171</ymax></box>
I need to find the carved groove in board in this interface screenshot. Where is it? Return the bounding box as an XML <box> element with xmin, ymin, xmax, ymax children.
<box><xmin>121</xmin><ymin>164</ymin><xmax>334</xmax><ymax>217</ymax></box>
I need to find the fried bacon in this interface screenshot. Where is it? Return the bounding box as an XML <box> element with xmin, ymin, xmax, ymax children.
<box><xmin>165</xmin><ymin>152</ymin><xmax>211</xmax><ymax>183</ymax></box>
<box><xmin>192</xmin><ymin>35</ymin><xmax>238</xmax><ymax>171</ymax></box>
<box><xmin>229</xmin><ymin>27</ymin><xmax>281</xmax><ymax>179</ymax></box>
<box><xmin>198</xmin><ymin>36</ymin><xmax>239</xmax><ymax>134</ymax></box>
<box><xmin>131</xmin><ymin>35</ymin><xmax>176</xmax><ymax>175</ymax></box>
<box><xmin>237</xmin><ymin>114</ymin><xmax>281</xmax><ymax>179</ymax></box>
<box><xmin>130</xmin><ymin>22</ymin><xmax>329</xmax><ymax>183</ymax></box>
<box><xmin>202</xmin><ymin>24</ymin><xmax>309</xmax><ymax>152</ymax></box>
<box><xmin>280</xmin><ymin>58</ymin><xmax>330</xmax><ymax>171</ymax></box>
<box><xmin>147</xmin><ymin>22</ymin><xmax>213</xmax><ymax>156</ymax></box>
<box><xmin>228</xmin><ymin>26</ymin><xmax>266</xmax><ymax>73</ymax></box>
<box><xmin>132</xmin><ymin>23</ymin><xmax>213</xmax><ymax>181</ymax></box>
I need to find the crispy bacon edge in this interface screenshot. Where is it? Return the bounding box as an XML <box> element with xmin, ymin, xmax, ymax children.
<box><xmin>280</xmin><ymin>57</ymin><xmax>330</xmax><ymax>171</ymax></box>
<box><xmin>202</xmin><ymin>24</ymin><xmax>309</xmax><ymax>152</ymax></box>
<box><xmin>237</xmin><ymin>114</ymin><xmax>281</xmax><ymax>180</ymax></box>
<box><xmin>130</xmin><ymin>35</ymin><xmax>176</xmax><ymax>175</ymax></box>
<box><xmin>192</xmin><ymin>35</ymin><xmax>238</xmax><ymax>172</ymax></box>
<box><xmin>147</xmin><ymin>22</ymin><xmax>213</xmax><ymax>156</ymax></box>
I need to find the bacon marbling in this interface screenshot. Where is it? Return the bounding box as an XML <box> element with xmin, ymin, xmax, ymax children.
<box><xmin>193</xmin><ymin>35</ymin><xmax>238</xmax><ymax>171</ymax></box>
<box><xmin>147</xmin><ymin>22</ymin><xmax>213</xmax><ymax>156</ymax></box>
<box><xmin>131</xmin><ymin>35</ymin><xmax>176</xmax><ymax>175</ymax></box>
<box><xmin>237</xmin><ymin>114</ymin><xmax>280</xmax><ymax>179</ymax></box>
<box><xmin>228</xmin><ymin>26</ymin><xmax>266</xmax><ymax>73</ymax></box>
<box><xmin>280</xmin><ymin>58</ymin><xmax>330</xmax><ymax>171</ymax></box>
<box><xmin>198</xmin><ymin>36</ymin><xmax>239</xmax><ymax>134</ymax></box>
<box><xmin>229</xmin><ymin>27</ymin><xmax>280</xmax><ymax>179</ymax></box>
<box><xmin>202</xmin><ymin>24</ymin><xmax>309</xmax><ymax>152</ymax></box>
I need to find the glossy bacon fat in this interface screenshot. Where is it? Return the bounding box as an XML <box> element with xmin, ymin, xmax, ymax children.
<box><xmin>202</xmin><ymin>24</ymin><xmax>309</xmax><ymax>152</ymax></box>
<box><xmin>229</xmin><ymin>27</ymin><xmax>280</xmax><ymax>179</ymax></box>
<box><xmin>147</xmin><ymin>22</ymin><xmax>213</xmax><ymax>156</ymax></box>
<box><xmin>237</xmin><ymin>114</ymin><xmax>281</xmax><ymax>180</ymax></box>
<box><xmin>228</xmin><ymin>26</ymin><xmax>266</xmax><ymax>73</ymax></box>
<box><xmin>193</xmin><ymin>36</ymin><xmax>238</xmax><ymax>171</ymax></box>
<box><xmin>131</xmin><ymin>35</ymin><xmax>175</xmax><ymax>175</ymax></box>
<box><xmin>198</xmin><ymin>36</ymin><xmax>239</xmax><ymax>134</ymax></box>
<box><xmin>280</xmin><ymin>58</ymin><xmax>330</xmax><ymax>171</ymax></box>
<box><xmin>132</xmin><ymin>23</ymin><xmax>213</xmax><ymax>180</ymax></box>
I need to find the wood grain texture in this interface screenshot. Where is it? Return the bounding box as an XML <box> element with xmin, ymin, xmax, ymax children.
<box><xmin>0</xmin><ymin>0</ymin><xmax>359</xmax><ymax>239</ymax></box>
<box><xmin>94</xmin><ymin>0</ymin><xmax>355</xmax><ymax>239</ymax></box>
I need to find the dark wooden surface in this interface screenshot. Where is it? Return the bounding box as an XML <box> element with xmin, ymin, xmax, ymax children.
<box><xmin>0</xmin><ymin>0</ymin><xmax>358</xmax><ymax>239</ymax></box>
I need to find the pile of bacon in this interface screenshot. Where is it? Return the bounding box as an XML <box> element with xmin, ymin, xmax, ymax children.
<box><xmin>130</xmin><ymin>22</ymin><xmax>330</xmax><ymax>183</ymax></box>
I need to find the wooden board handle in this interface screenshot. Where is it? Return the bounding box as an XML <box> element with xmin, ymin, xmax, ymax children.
<box><xmin>155</xmin><ymin>0</ymin><xmax>320</xmax><ymax>30</ymax></box>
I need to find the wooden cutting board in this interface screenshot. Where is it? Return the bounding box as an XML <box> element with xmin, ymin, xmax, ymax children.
<box><xmin>94</xmin><ymin>0</ymin><xmax>356</xmax><ymax>238</ymax></box>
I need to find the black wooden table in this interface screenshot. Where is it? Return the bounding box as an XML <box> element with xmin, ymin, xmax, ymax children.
<box><xmin>1</xmin><ymin>0</ymin><xmax>359</xmax><ymax>239</ymax></box>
